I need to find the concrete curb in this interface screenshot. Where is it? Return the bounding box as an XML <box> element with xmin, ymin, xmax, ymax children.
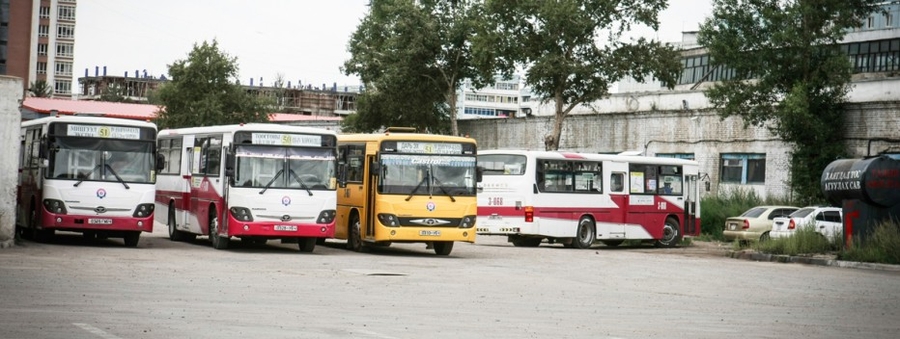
<box><xmin>726</xmin><ymin>250</ymin><xmax>900</xmax><ymax>272</ymax></box>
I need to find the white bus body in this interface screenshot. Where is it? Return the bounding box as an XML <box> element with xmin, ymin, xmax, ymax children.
<box><xmin>17</xmin><ymin>116</ymin><xmax>159</xmax><ymax>247</ymax></box>
<box><xmin>156</xmin><ymin>124</ymin><xmax>337</xmax><ymax>252</ymax></box>
<box><xmin>476</xmin><ymin>150</ymin><xmax>701</xmax><ymax>248</ymax></box>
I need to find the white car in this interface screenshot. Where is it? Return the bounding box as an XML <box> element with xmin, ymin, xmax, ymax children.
<box><xmin>770</xmin><ymin>206</ymin><xmax>843</xmax><ymax>241</ymax></box>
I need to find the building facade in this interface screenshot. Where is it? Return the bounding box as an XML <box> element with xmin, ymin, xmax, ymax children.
<box><xmin>0</xmin><ymin>0</ymin><xmax>76</xmax><ymax>98</ymax></box>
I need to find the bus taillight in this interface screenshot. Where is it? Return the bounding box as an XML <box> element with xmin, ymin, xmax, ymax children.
<box><xmin>524</xmin><ymin>206</ymin><xmax>534</xmax><ymax>223</ymax></box>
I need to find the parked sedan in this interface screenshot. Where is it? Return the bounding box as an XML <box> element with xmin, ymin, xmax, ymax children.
<box><xmin>723</xmin><ymin>206</ymin><xmax>800</xmax><ymax>242</ymax></box>
<box><xmin>770</xmin><ymin>206</ymin><xmax>843</xmax><ymax>241</ymax></box>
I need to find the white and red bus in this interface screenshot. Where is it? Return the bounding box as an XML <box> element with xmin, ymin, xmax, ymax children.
<box><xmin>17</xmin><ymin>116</ymin><xmax>159</xmax><ymax>247</ymax></box>
<box><xmin>476</xmin><ymin>150</ymin><xmax>701</xmax><ymax>248</ymax></box>
<box><xmin>155</xmin><ymin>124</ymin><xmax>337</xmax><ymax>252</ymax></box>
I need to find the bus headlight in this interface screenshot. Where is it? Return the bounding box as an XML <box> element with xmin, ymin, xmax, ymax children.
<box><xmin>459</xmin><ymin>215</ymin><xmax>476</xmax><ymax>228</ymax></box>
<box><xmin>229</xmin><ymin>207</ymin><xmax>254</xmax><ymax>222</ymax></box>
<box><xmin>43</xmin><ymin>199</ymin><xmax>68</xmax><ymax>214</ymax></box>
<box><xmin>377</xmin><ymin>213</ymin><xmax>399</xmax><ymax>227</ymax></box>
<box><xmin>316</xmin><ymin>210</ymin><xmax>336</xmax><ymax>224</ymax></box>
<box><xmin>133</xmin><ymin>203</ymin><xmax>155</xmax><ymax>217</ymax></box>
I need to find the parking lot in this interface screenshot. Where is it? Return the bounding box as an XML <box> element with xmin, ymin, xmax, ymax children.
<box><xmin>1</xmin><ymin>224</ymin><xmax>899</xmax><ymax>339</ymax></box>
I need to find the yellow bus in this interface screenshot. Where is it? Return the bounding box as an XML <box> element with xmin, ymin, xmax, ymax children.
<box><xmin>335</xmin><ymin>128</ymin><xmax>479</xmax><ymax>255</ymax></box>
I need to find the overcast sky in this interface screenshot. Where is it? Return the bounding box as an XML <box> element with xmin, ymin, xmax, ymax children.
<box><xmin>73</xmin><ymin>0</ymin><xmax>712</xmax><ymax>88</ymax></box>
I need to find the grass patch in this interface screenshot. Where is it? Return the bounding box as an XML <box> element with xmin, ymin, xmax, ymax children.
<box><xmin>838</xmin><ymin>221</ymin><xmax>900</xmax><ymax>265</ymax></box>
<box><xmin>755</xmin><ymin>225</ymin><xmax>839</xmax><ymax>256</ymax></box>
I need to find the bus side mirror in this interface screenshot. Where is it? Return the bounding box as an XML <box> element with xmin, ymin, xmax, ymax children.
<box><xmin>476</xmin><ymin>166</ymin><xmax>483</xmax><ymax>183</ymax></box>
<box><xmin>370</xmin><ymin>162</ymin><xmax>381</xmax><ymax>177</ymax></box>
<box><xmin>224</xmin><ymin>153</ymin><xmax>235</xmax><ymax>177</ymax></box>
<box><xmin>337</xmin><ymin>164</ymin><xmax>347</xmax><ymax>188</ymax></box>
<box><xmin>156</xmin><ymin>154</ymin><xmax>166</xmax><ymax>171</ymax></box>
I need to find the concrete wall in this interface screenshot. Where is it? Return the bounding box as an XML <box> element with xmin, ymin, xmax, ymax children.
<box><xmin>1</xmin><ymin>76</ymin><xmax>24</xmax><ymax>248</ymax></box>
<box><xmin>460</xmin><ymin>96</ymin><xmax>900</xmax><ymax>201</ymax></box>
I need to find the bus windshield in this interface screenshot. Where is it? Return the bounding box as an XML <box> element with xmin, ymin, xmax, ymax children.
<box><xmin>234</xmin><ymin>145</ymin><xmax>335</xmax><ymax>190</ymax></box>
<box><xmin>379</xmin><ymin>153</ymin><xmax>476</xmax><ymax>196</ymax></box>
<box><xmin>48</xmin><ymin>137</ymin><xmax>155</xmax><ymax>183</ymax></box>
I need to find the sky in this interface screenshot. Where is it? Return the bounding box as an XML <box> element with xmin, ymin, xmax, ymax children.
<box><xmin>74</xmin><ymin>0</ymin><xmax>713</xmax><ymax>89</ymax></box>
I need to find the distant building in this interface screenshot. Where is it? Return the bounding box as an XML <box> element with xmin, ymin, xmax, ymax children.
<box><xmin>0</xmin><ymin>0</ymin><xmax>77</xmax><ymax>98</ymax></box>
<box><xmin>456</xmin><ymin>75</ymin><xmax>524</xmax><ymax>120</ymax></box>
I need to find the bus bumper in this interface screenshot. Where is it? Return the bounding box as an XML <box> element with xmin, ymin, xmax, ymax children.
<box><xmin>40</xmin><ymin>210</ymin><xmax>154</xmax><ymax>233</ymax></box>
<box><xmin>381</xmin><ymin>227</ymin><xmax>476</xmax><ymax>243</ymax></box>
<box><xmin>226</xmin><ymin>218</ymin><xmax>335</xmax><ymax>238</ymax></box>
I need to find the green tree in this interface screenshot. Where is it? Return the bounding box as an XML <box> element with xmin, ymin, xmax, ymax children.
<box><xmin>479</xmin><ymin>0</ymin><xmax>682</xmax><ymax>150</ymax></box>
<box><xmin>100</xmin><ymin>83</ymin><xmax>127</xmax><ymax>102</ymax></box>
<box><xmin>28</xmin><ymin>80</ymin><xmax>53</xmax><ymax>97</ymax></box>
<box><xmin>343</xmin><ymin>0</ymin><xmax>491</xmax><ymax>135</ymax></box>
<box><xmin>698</xmin><ymin>0</ymin><xmax>882</xmax><ymax>205</ymax></box>
<box><xmin>153</xmin><ymin>40</ymin><xmax>270</xmax><ymax>129</ymax></box>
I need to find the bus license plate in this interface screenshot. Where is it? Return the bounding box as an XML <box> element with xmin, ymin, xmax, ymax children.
<box><xmin>419</xmin><ymin>230</ymin><xmax>441</xmax><ymax>236</ymax></box>
<box><xmin>88</xmin><ymin>218</ymin><xmax>112</xmax><ymax>225</ymax></box>
<box><xmin>274</xmin><ymin>225</ymin><xmax>297</xmax><ymax>231</ymax></box>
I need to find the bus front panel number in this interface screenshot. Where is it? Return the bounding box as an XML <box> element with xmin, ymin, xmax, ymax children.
<box><xmin>488</xmin><ymin>197</ymin><xmax>503</xmax><ymax>206</ymax></box>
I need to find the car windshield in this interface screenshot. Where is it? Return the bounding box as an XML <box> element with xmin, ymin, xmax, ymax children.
<box><xmin>233</xmin><ymin>145</ymin><xmax>335</xmax><ymax>190</ymax></box>
<box><xmin>790</xmin><ymin>208</ymin><xmax>815</xmax><ymax>218</ymax></box>
<box><xmin>740</xmin><ymin>207</ymin><xmax>767</xmax><ymax>218</ymax></box>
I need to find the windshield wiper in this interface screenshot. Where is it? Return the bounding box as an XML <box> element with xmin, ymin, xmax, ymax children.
<box><xmin>430</xmin><ymin>175</ymin><xmax>456</xmax><ymax>202</ymax></box>
<box><xmin>73</xmin><ymin>164</ymin><xmax>130</xmax><ymax>189</ymax></box>
<box><xmin>259</xmin><ymin>169</ymin><xmax>284</xmax><ymax>195</ymax></box>
<box><xmin>405</xmin><ymin>170</ymin><xmax>431</xmax><ymax>201</ymax></box>
<box><xmin>288</xmin><ymin>169</ymin><xmax>314</xmax><ymax>196</ymax></box>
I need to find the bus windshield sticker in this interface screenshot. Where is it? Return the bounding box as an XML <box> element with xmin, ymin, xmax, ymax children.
<box><xmin>67</xmin><ymin>125</ymin><xmax>141</xmax><ymax>139</ymax></box>
<box><xmin>252</xmin><ymin>133</ymin><xmax>322</xmax><ymax>146</ymax></box>
<box><xmin>397</xmin><ymin>142</ymin><xmax>462</xmax><ymax>154</ymax></box>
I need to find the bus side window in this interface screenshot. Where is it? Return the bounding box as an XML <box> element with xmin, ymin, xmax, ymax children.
<box><xmin>610</xmin><ymin>173</ymin><xmax>624</xmax><ymax>192</ymax></box>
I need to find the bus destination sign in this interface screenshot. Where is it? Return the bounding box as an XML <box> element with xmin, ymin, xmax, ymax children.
<box><xmin>67</xmin><ymin>125</ymin><xmax>141</xmax><ymax>139</ymax></box>
<box><xmin>252</xmin><ymin>133</ymin><xmax>322</xmax><ymax>146</ymax></box>
<box><xmin>397</xmin><ymin>142</ymin><xmax>462</xmax><ymax>154</ymax></box>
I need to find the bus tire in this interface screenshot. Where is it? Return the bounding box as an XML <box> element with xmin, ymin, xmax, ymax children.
<box><xmin>433</xmin><ymin>241</ymin><xmax>454</xmax><ymax>255</ymax></box>
<box><xmin>298</xmin><ymin>237</ymin><xmax>316</xmax><ymax>252</ymax></box>
<box><xmin>316</xmin><ymin>238</ymin><xmax>326</xmax><ymax>245</ymax></box>
<box><xmin>210</xmin><ymin>209</ymin><xmax>229</xmax><ymax>250</ymax></box>
<box><xmin>123</xmin><ymin>232</ymin><xmax>140</xmax><ymax>247</ymax></box>
<box><xmin>574</xmin><ymin>217</ymin><xmax>595</xmax><ymax>249</ymax></box>
<box><xmin>655</xmin><ymin>217</ymin><xmax>681</xmax><ymax>248</ymax></box>
<box><xmin>167</xmin><ymin>206</ymin><xmax>189</xmax><ymax>242</ymax></box>
<box><xmin>347</xmin><ymin>215</ymin><xmax>363</xmax><ymax>252</ymax></box>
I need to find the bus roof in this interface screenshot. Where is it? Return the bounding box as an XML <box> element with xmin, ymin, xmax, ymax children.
<box><xmin>21</xmin><ymin>115</ymin><xmax>158</xmax><ymax>130</ymax></box>
<box><xmin>158</xmin><ymin>123</ymin><xmax>337</xmax><ymax>137</ymax></box>
<box><xmin>337</xmin><ymin>132</ymin><xmax>476</xmax><ymax>144</ymax></box>
<box><xmin>478</xmin><ymin>149</ymin><xmax>698</xmax><ymax>166</ymax></box>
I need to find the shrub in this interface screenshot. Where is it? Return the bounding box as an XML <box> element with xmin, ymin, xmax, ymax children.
<box><xmin>839</xmin><ymin>221</ymin><xmax>900</xmax><ymax>265</ymax></box>
<box><xmin>756</xmin><ymin>224</ymin><xmax>836</xmax><ymax>256</ymax></box>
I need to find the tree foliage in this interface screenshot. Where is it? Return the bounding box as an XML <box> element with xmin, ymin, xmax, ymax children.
<box><xmin>479</xmin><ymin>0</ymin><xmax>682</xmax><ymax>150</ymax></box>
<box><xmin>28</xmin><ymin>80</ymin><xmax>53</xmax><ymax>97</ymax></box>
<box><xmin>343</xmin><ymin>0</ymin><xmax>491</xmax><ymax>135</ymax></box>
<box><xmin>153</xmin><ymin>40</ymin><xmax>270</xmax><ymax>129</ymax></box>
<box><xmin>698</xmin><ymin>0</ymin><xmax>882</xmax><ymax>204</ymax></box>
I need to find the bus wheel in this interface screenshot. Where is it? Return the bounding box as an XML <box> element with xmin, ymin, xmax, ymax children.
<box><xmin>347</xmin><ymin>216</ymin><xmax>363</xmax><ymax>252</ymax></box>
<box><xmin>315</xmin><ymin>238</ymin><xmax>326</xmax><ymax>245</ymax></box>
<box><xmin>210</xmin><ymin>210</ymin><xmax>230</xmax><ymax>250</ymax></box>
<box><xmin>168</xmin><ymin>206</ymin><xmax>189</xmax><ymax>241</ymax></box>
<box><xmin>511</xmin><ymin>236</ymin><xmax>542</xmax><ymax>247</ymax></box>
<box><xmin>574</xmin><ymin>217</ymin><xmax>595</xmax><ymax>249</ymax></box>
<box><xmin>298</xmin><ymin>237</ymin><xmax>316</xmax><ymax>252</ymax></box>
<box><xmin>655</xmin><ymin>217</ymin><xmax>681</xmax><ymax>248</ymax></box>
<box><xmin>433</xmin><ymin>241</ymin><xmax>454</xmax><ymax>255</ymax></box>
<box><xmin>601</xmin><ymin>240</ymin><xmax>623</xmax><ymax>247</ymax></box>
<box><xmin>123</xmin><ymin>232</ymin><xmax>140</xmax><ymax>247</ymax></box>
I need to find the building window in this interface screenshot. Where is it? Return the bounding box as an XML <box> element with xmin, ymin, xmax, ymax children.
<box><xmin>58</xmin><ymin>6</ymin><xmax>76</xmax><ymax>21</ymax></box>
<box><xmin>54</xmin><ymin>79</ymin><xmax>71</xmax><ymax>95</ymax></box>
<box><xmin>38</xmin><ymin>25</ymin><xmax>49</xmax><ymax>38</ymax></box>
<box><xmin>867</xmin><ymin>16</ymin><xmax>875</xmax><ymax>28</ymax></box>
<box><xmin>57</xmin><ymin>24</ymin><xmax>75</xmax><ymax>39</ymax></box>
<box><xmin>657</xmin><ymin>153</ymin><xmax>695</xmax><ymax>160</ymax></box>
<box><xmin>37</xmin><ymin>43</ymin><xmax>48</xmax><ymax>56</ymax></box>
<box><xmin>37</xmin><ymin>62</ymin><xmax>47</xmax><ymax>74</ymax></box>
<box><xmin>39</xmin><ymin>6</ymin><xmax>50</xmax><ymax>19</ymax></box>
<box><xmin>887</xmin><ymin>13</ymin><xmax>894</xmax><ymax>27</ymax></box>
<box><xmin>720</xmin><ymin>153</ymin><xmax>766</xmax><ymax>184</ymax></box>
<box><xmin>56</xmin><ymin>43</ymin><xmax>74</xmax><ymax>57</ymax></box>
<box><xmin>55</xmin><ymin>61</ymin><xmax>73</xmax><ymax>76</ymax></box>
<box><xmin>463</xmin><ymin>107</ymin><xmax>497</xmax><ymax>116</ymax></box>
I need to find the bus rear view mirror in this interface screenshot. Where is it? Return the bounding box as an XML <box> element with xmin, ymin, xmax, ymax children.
<box><xmin>370</xmin><ymin>162</ymin><xmax>381</xmax><ymax>176</ymax></box>
<box><xmin>476</xmin><ymin>166</ymin><xmax>484</xmax><ymax>183</ymax></box>
<box><xmin>156</xmin><ymin>154</ymin><xmax>166</xmax><ymax>171</ymax></box>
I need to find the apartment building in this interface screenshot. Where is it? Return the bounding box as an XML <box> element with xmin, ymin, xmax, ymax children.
<box><xmin>0</xmin><ymin>0</ymin><xmax>76</xmax><ymax>98</ymax></box>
